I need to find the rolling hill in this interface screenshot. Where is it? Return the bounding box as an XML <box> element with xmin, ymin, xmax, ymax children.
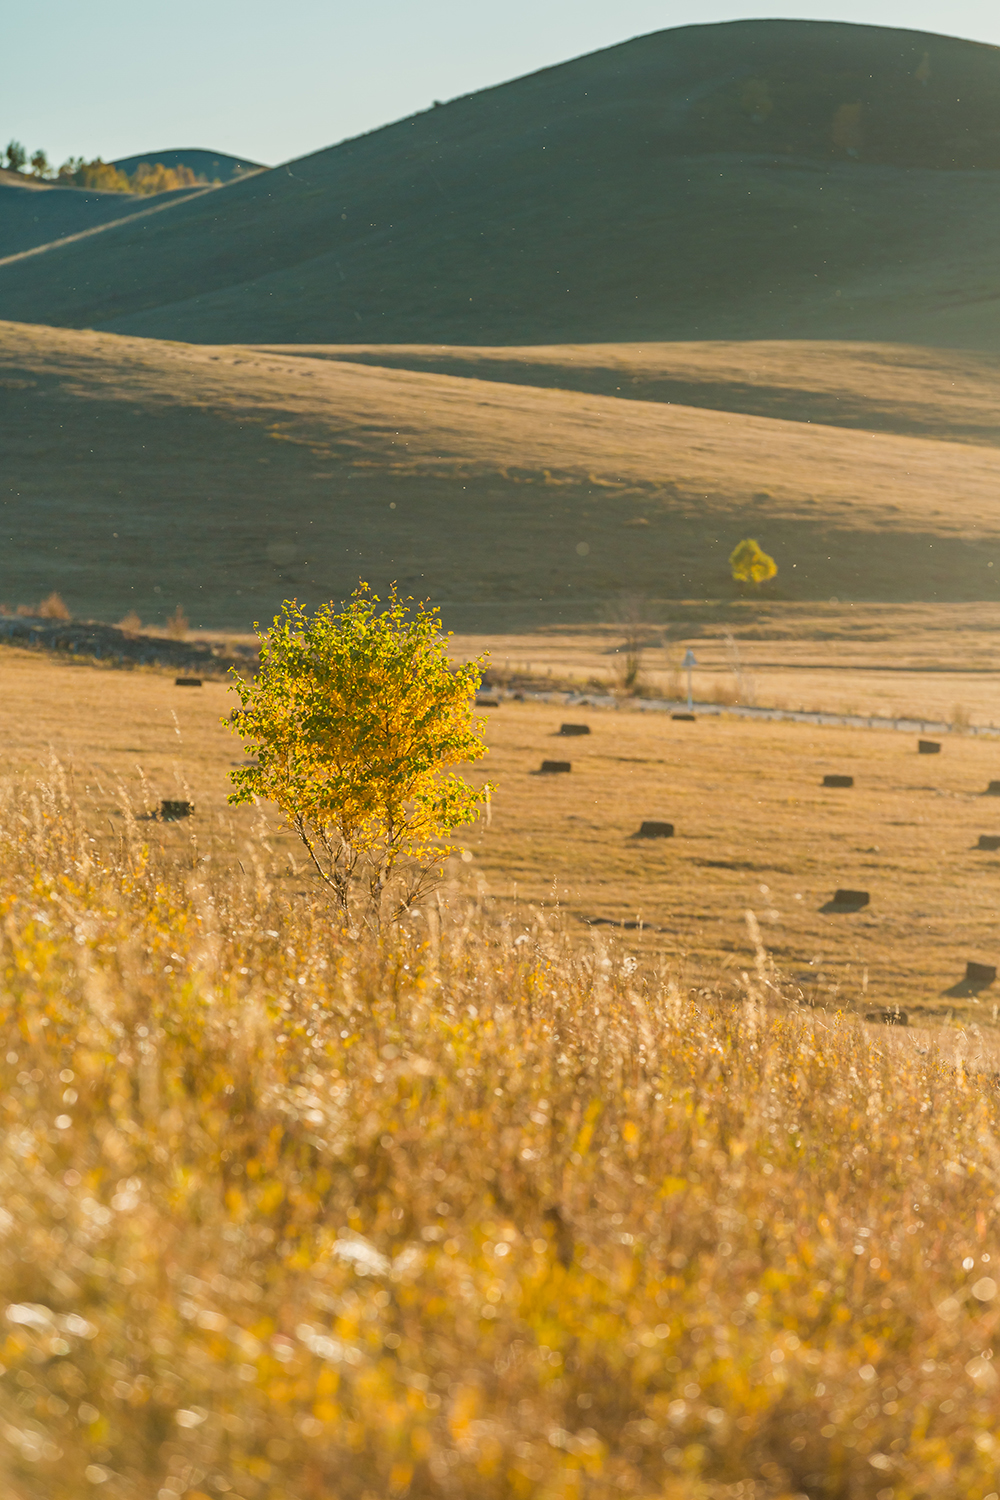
<box><xmin>3</xmin><ymin>320</ymin><xmax>1000</xmax><ymax>629</ymax></box>
<box><xmin>110</xmin><ymin>148</ymin><xmax>265</xmax><ymax>182</ymax></box>
<box><xmin>5</xmin><ymin>20</ymin><xmax>1000</xmax><ymax>346</ymax></box>
<box><xmin>0</xmin><ymin>171</ymin><xmax>210</xmax><ymax>261</ymax></box>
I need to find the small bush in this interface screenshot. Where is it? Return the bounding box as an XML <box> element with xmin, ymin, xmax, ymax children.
<box><xmin>729</xmin><ymin>537</ymin><xmax>778</xmax><ymax>586</ymax></box>
<box><xmin>164</xmin><ymin>605</ymin><xmax>189</xmax><ymax>639</ymax></box>
<box><xmin>229</xmin><ymin>585</ymin><xmax>491</xmax><ymax>928</ymax></box>
<box><xmin>36</xmin><ymin>591</ymin><xmax>71</xmax><ymax>620</ymax></box>
<box><xmin>116</xmin><ymin>610</ymin><xmax>143</xmax><ymax>638</ymax></box>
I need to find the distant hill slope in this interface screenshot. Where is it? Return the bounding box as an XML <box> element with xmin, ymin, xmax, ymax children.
<box><xmin>5</xmin><ymin>21</ymin><xmax>1000</xmax><ymax>346</ymax></box>
<box><xmin>3</xmin><ymin>321</ymin><xmax>1000</xmax><ymax>628</ymax></box>
<box><xmin>0</xmin><ymin>174</ymin><xmax>208</xmax><ymax>260</ymax></box>
<box><xmin>0</xmin><ymin>162</ymin><xmax>217</xmax><ymax>260</ymax></box>
<box><xmin>111</xmin><ymin>148</ymin><xmax>265</xmax><ymax>181</ymax></box>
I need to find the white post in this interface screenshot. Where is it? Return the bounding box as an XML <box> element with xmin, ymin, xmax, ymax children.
<box><xmin>682</xmin><ymin>649</ymin><xmax>697</xmax><ymax>712</ymax></box>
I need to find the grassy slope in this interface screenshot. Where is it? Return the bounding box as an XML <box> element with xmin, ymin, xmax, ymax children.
<box><xmin>0</xmin><ymin>177</ymin><xmax>212</xmax><ymax>260</ymax></box>
<box><xmin>258</xmin><ymin>340</ymin><xmax>1000</xmax><ymax>446</ymax></box>
<box><xmin>6</xmin><ymin>643</ymin><xmax>1000</xmax><ymax>1020</ymax></box>
<box><xmin>2</xmin><ymin>714</ymin><xmax>1000</xmax><ymax>1497</ymax></box>
<box><xmin>4</xmin><ymin>322</ymin><xmax>1000</xmax><ymax>626</ymax></box>
<box><xmin>6</xmin><ymin>21</ymin><xmax>1000</xmax><ymax>346</ymax></box>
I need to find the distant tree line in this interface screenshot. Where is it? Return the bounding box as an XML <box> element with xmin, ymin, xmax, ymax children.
<box><xmin>3</xmin><ymin>139</ymin><xmax>215</xmax><ymax>194</ymax></box>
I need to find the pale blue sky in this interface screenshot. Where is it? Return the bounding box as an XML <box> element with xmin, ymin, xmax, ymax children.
<box><xmin>5</xmin><ymin>1</ymin><xmax>1000</xmax><ymax>169</ymax></box>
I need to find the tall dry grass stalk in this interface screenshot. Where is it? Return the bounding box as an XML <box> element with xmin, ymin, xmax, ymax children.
<box><xmin>0</xmin><ymin>776</ymin><xmax>999</xmax><ymax>1498</ymax></box>
<box><xmin>165</xmin><ymin>606</ymin><xmax>189</xmax><ymax>640</ymax></box>
<box><xmin>37</xmin><ymin>593</ymin><xmax>71</xmax><ymax>621</ymax></box>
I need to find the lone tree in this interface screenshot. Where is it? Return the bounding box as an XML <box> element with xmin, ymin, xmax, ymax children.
<box><xmin>228</xmin><ymin>584</ymin><xmax>492</xmax><ymax>930</ymax></box>
<box><xmin>4</xmin><ymin>140</ymin><xmax>26</xmax><ymax>172</ymax></box>
<box><xmin>729</xmin><ymin>537</ymin><xmax>777</xmax><ymax>587</ymax></box>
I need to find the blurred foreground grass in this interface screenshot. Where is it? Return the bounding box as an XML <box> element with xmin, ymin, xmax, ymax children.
<box><xmin>2</xmin><ymin>775</ymin><xmax>1000</xmax><ymax>1499</ymax></box>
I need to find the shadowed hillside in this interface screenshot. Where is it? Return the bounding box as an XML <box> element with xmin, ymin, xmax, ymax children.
<box><xmin>0</xmin><ymin>172</ymin><xmax>210</xmax><ymax>260</ymax></box>
<box><xmin>5</xmin><ymin>21</ymin><xmax>1000</xmax><ymax>346</ymax></box>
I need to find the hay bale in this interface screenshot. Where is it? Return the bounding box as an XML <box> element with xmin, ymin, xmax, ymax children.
<box><xmin>539</xmin><ymin>760</ymin><xmax>571</xmax><ymax>774</ymax></box>
<box><xmin>635</xmin><ymin>821</ymin><xmax>674</xmax><ymax>839</ymax></box>
<box><xmin>559</xmin><ymin>723</ymin><xmax>591</xmax><ymax>736</ymax></box>
<box><xmin>987</xmin><ymin>781</ymin><xmax>1000</xmax><ymax>796</ymax></box>
<box><xmin>832</xmin><ymin>888</ymin><xmax>869</xmax><ymax>908</ymax></box>
<box><xmin>174</xmin><ymin>678</ymin><xmax>202</xmax><ymax>687</ymax></box>
<box><xmin>476</xmin><ymin>696</ymin><xmax>500</xmax><ymax>707</ymax></box>
<box><xmin>671</xmin><ymin>712</ymin><xmax>696</xmax><ymax>722</ymax></box>
<box><xmin>865</xmin><ymin>1007</ymin><xmax>908</xmax><ymax>1026</ymax></box>
<box><xmin>966</xmin><ymin>961</ymin><xmax>997</xmax><ymax>985</ymax></box>
<box><xmin>823</xmin><ymin>774</ymin><xmax>854</xmax><ymax>788</ymax></box>
<box><xmin>160</xmin><ymin>800</ymin><xmax>194</xmax><ymax>821</ymax></box>
<box><xmin>978</xmin><ymin>835</ymin><xmax>1000</xmax><ymax>851</ymax></box>
<box><xmin>918</xmin><ymin>739</ymin><xmax>941</xmax><ymax>754</ymax></box>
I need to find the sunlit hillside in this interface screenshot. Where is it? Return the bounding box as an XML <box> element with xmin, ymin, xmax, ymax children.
<box><xmin>3</xmin><ymin>320</ymin><xmax>1000</xmax><ymax>627</ymax></box>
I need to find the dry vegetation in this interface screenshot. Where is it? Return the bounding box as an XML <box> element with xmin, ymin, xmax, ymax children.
<box><xmin>4</xmin><ymin>643</ymin><xmax>1000</xmax><ymax>1025</ymax></box>
<box><xmin>5</xmin><ymin>752</ymin><xmax>1000</xmax><ymax>1500</ymax></box>
<box><xmin>5</xmin><ymin>322</ymin><xmax>1000</xmax><ymax>628</ymax></box>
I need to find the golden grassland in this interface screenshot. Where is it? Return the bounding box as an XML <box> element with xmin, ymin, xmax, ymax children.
<box><xmin>5</xmin><ymin>646</ymin><xmax>1000</xmax><ymax>1030</ymax></box>
<box><xmin>6</xmin><ymin>760</ymin><xmax>1000</xmax><ymax>1499</ymax></box>
<box><xmin>450</xmin><ymin>605</ymin><xmax>1000</xmax><ymax>726</ymax></box>
<box><xmin>6</xmin><ymin>322</ymin><xmax>1000</xmax><ymax>626</ymax></box>
<box><xmin>262</xmin><ymin>342</ymin><xmax>1000</xmax><ymax>448</ymax></box>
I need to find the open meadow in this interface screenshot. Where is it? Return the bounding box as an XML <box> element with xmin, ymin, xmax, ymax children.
<box><xmin>6</xmin><ymin>646</ymin><xmax>1000</xmax><ymax>1030</ymax></box>
<box><xmin>10</xmin><ymin>17</ymin><xmax>1000</xmax><ymax>1492</ymax></box>
<box><xmin>4</xmin><ymin>646</ymin><xmax>1000</xmax><ymax>1498</ymax></box>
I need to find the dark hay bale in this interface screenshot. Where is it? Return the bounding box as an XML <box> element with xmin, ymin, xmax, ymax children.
<box><xmin>476</xmin><ymin>696</ymin><xmax>500</xmax><ymax>707</ymax></box>
<box><xmin>671</xmin><ymin>712</ymin><xmax>696</xmax><ymax>722</ymax></box>
<box><xmin>635</xmin><ymin>821</ymin><xmax>674</xmax><ymax>839</ymax></box>
<box><xmin>977</xmin><ymin>835</ymin><xmax>1000</xmax><ymax>850</ymax></box>
<box><xmin>918</xmin><ymin>739</ymin><xmax>941</xmax><ymax>754</ymax></box>
<box><xmin>832</xmin><ymin>888</ymin><xmax>869</xmax><ymax>908</ymax></box>
<box><xmin>174</xmin><ymin>678</ymin><xmax>202</xmax><ymax>687</ymax></box>
<box><xmin>987</xmin><ymin>781</ymin><xmax>1000</xmax><ymax>796</ymax></box>
<box><xmin>558</xmin><ymin>723</ymin><xmax>591</xmax><ymax>736</ymax></box>
<box><xmin>865</xmin><ymin>1007</ymin><xmax>908</xmax><ymax>1026</ymax></box>
<box><xmin>539</xmin><ymin>760</ymin><xmax>571</xmax><ymax>774</ymax></box>
<box><xmin>823</xmin><ymin>774</ymin><xmax>854</xmax><ymax>788</ymax></box>
<box><xmin>966</xmin><ymin>961</ymin><xmax>997</xmax><ymax>986</ymax></box>
<box><xmin>160</xmin><ymin>800</ymin><xmax>194</xmax><ymax>821</ymax></box>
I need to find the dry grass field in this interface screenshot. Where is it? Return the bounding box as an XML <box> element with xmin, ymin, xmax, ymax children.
<box><xmin>6</xmin><ymin>675</ymin><xmax>1000</xmax><ymax>1498</ymax></box>
<box><xmin>7</xmin><ymin>646</ymin><xmax>1000</xmax><ymax>1030</ymax></box>
<box><xmin>5</xmin><ymin>321</ymin><xmax>1000</xmax><ymax>630</ymax></box>
<box><xmin>271</xmin><ymin>341</ymin><xmax>1000</xmax><ymax>447</ymax></box>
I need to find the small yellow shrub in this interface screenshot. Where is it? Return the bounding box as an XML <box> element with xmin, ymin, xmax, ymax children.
<box><xmin>229</xmin><ymin>585</ymin><xmax>491</xmax><ymax>928</ymax></box>
<box><xmin>729</xmin><ymin>537</ymin><xmax>778</xmax><ymax>586</ymax></box>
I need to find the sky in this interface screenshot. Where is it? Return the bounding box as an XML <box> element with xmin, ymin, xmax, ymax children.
<box><xmin>4</xmin><ymin>0</ymin><xmax>1000</xmax><ymax>170</ymax></box>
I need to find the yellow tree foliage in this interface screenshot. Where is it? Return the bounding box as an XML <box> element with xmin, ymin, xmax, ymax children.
<box><xmin>729</xmin><ymin>537</ymin><xmax>778</xmax><ymax>586</ymax></box>
<box><xmin>129</xmin><ymin>160</ymin><xmax>205</xmax><ymax>194</ymax></box>
<box><xmin>56</xmin><ymin>157</ymin><xmax>131</xmax><ymax>191</ymax></box>
<box><xmin>55</xmin><ymin>157</ymin><xmax>207</xmax><ymax>194</ymax></box>
<box><xmin>228</xmin><ymin>584</ymin><xmax>492</xmax><ymax>928</ymax></box>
